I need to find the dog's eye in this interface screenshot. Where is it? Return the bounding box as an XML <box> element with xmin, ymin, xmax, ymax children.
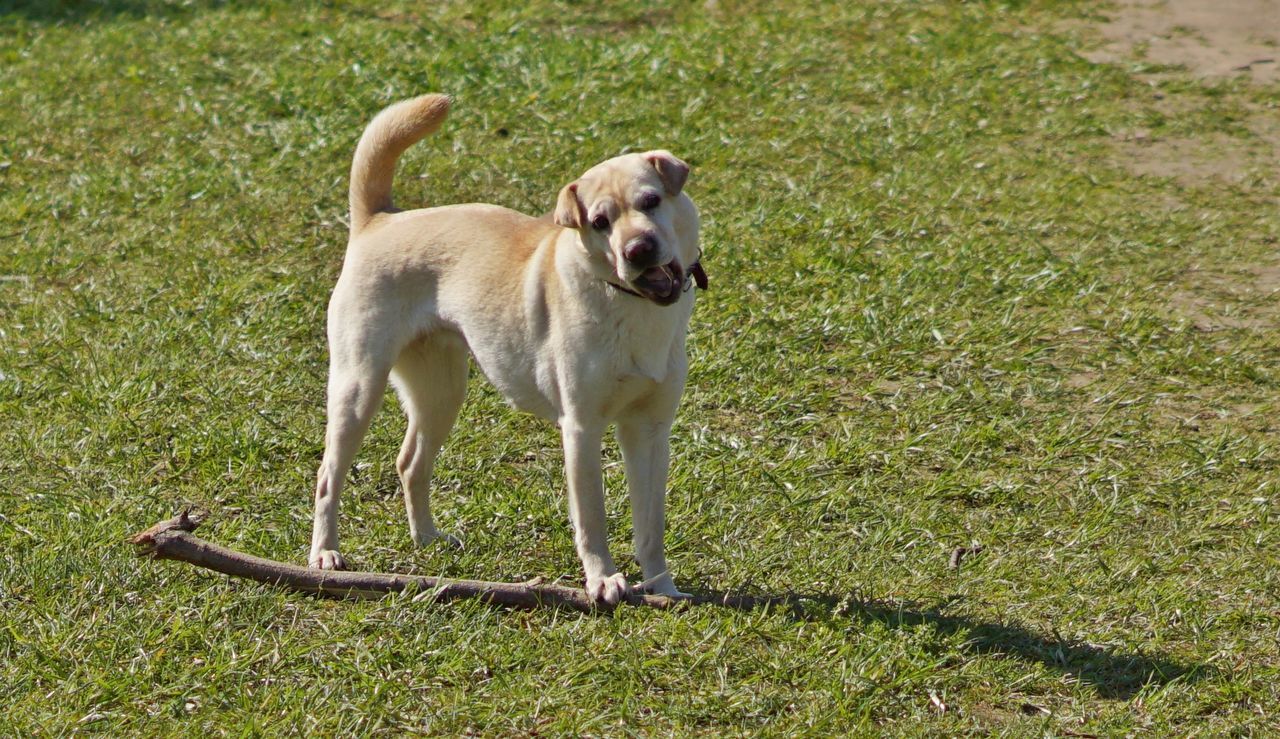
<box><xmin>590</xmin><ymin>214</ymin><xmax>610</xmax><ymax>231</ymax></box>
<box><xmin>638</xmin><ymin>192</ymin><xmax>661</xmax><ymax>211</ymax></box>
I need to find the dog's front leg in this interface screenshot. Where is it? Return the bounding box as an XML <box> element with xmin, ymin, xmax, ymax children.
<box><xmin>617</xmin><ymin>419</ymin><xmax>688</xmax><ymax>597</ymax></box>
<box><xmin>561</xmin><ymin>421</ymin><xmax>628</xmax><ymax>604</ymax></box>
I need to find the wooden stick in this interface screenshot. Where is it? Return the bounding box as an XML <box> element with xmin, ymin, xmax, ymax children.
<box><xmin>130</xmin><ymin>512</ymin><xmax>801</xmax><ymax>613</ymax></box>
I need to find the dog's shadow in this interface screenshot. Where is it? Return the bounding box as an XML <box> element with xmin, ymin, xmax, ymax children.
<box><xmin>682</xmin><ymin>588</ymin><xmax>1202</xmax><ymax>700</ymax></box>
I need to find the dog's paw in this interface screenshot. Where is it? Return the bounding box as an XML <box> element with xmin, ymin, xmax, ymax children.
<box><xmin>585</xmin><ymin>572</ymin><xmax>630</xmax><ymax>606</ymax></box>
<box><xmin>309</xmin><ymin>549</ymin><xmax>346</xmax><ymax>570</ymax></box>
<box><xmin>638</xmin><ymin>572</ymin><xmax>692</xmax><ymax>598</ymax></box>
<box><xmin>640</xmin><ymin>578</ymin><xmax>692</xmax><ymax>599</ymax></box>
<box><xmin>413</xmin><ymin>529</ymin><xmax>464</xmax><ymax>550</ymax></box>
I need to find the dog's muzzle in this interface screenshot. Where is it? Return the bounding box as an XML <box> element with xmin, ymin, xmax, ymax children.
<box><xmin>605</xmin><ymin>251</ymin><xmax>706</xmax><ymax>305</ymax></box>
<box><xmin>630</xmin><ymin>259</ymin><xmax>685</xmax><ymax>306</ymax></box>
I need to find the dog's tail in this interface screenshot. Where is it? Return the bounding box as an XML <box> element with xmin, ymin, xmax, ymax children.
<box><xmin>348</xmin><ymin>93</ymin><xmax>452</xmax><ymax>236</ymax></box>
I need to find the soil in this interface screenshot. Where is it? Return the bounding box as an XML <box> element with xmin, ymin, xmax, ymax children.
<box><xmin>1075</xmin><ymin>0</ymin><xmax>1280</xmax><ymax>186</ymax></box>
<box><xmin>1167</xmin><ymin>260</ymin><xmax>1280</xmax><ymax>331</ymax></box>
<box><xmin>1072</xmin><ymin>1</ymin><xmax>1280</xmax><ymax>331</ymax></box>
<box><xmin>1081</xmin><ymin>0</ymin><xmax>1280</xmax><ymax>83</ymax></box>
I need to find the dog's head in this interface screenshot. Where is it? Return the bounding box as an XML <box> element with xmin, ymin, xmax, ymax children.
<box><xmin>554</xmin><ymin>150</ymin><xmax>699</xmax><ymax>306</ymax></box>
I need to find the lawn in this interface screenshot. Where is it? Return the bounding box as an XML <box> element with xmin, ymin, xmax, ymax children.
<box><xmin>2</xmin><ymin>0</ymin><xmax>1278</xmax><ymax>733</ymax></box>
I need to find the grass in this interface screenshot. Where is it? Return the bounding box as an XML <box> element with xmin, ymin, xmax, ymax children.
<box><xmin>3</xmin><ymin>0</ymin><xmax>1279</xmax><ymax>733</ymax></box>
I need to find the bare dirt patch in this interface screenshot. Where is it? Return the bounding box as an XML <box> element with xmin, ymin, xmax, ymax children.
<box><xmin>1069</xmin><ymin>2</ymin><xmax>1280</xmax><ymax>337</ymax></box>
<box><xmin>1063</xmin><ymin>370</ymin><xmax>1100</xmax><ymax>390</ymax></box>
<box><xmin>1081</xmin><ymin>0</ymin><xmax>1280</xmax><ymax>83</ymax></box>
<box><xmin>1111</xmin><ymin>130</ymin><xmax>1261</xmax><ymax>186</ymax></box>
<box><xmin>1074</xmin><ymin>1</ymin><xmax>1280</xmax><ymax>187</ymax></box>
<box><xmin>1167</xmin><ymin>258</ymin><xmax>1280</xmax><ymax>331</ymax></box>
<box><xmin>1104</xmin><ymin>99</ymin><xmax>1279</xmax><ymax>189</ymax></box>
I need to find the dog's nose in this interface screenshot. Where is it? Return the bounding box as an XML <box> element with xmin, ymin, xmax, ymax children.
<box><xmin>623</xmin><ymin>234</ymin><xmax>659</xmax><ymax>267</ymax></box>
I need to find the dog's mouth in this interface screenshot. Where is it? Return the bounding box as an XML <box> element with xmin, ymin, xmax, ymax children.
<box><xmin>630</xmin><ymin>260</ymin><xmax>684</xmax><ymax>306</ymax></box>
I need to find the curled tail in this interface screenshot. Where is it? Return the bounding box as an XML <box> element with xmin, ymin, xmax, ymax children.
<box><xmin>348</xmin><ymin>93</ymin><xmax>451</xmax><ymax>236</ymax></box>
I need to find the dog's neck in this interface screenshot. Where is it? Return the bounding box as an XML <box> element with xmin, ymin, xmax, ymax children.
<box><xmin>552</xmin><ymin>229</ymin><xmax>627</xmax><ymax>300</ymax></box>
<box><xmin>546</xmin><ymin>228</ymin><xmax>693</xmax><ymax>383</ymax></box>
<box><xmin>604</xmin><ymin>280</ymin><xmax>647</xmax><ymax>300</ymax></box>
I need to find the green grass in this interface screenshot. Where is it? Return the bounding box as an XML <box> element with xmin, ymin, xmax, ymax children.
<box><xmin>3</xmin><ymin>0</ymin><xmax>1280</xmax><ymax>733</ymax></box>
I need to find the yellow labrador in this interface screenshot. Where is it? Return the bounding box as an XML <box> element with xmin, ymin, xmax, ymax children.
<box><xmin>308</xmin><ymin>94</ymin><xmax>705</xmax><ymax>604</ymax></box>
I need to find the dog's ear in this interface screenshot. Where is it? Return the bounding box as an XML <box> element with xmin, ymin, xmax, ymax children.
<box><xmin>644</xmin><ymin>150</ymin><xmax>689</xmax><ymax>195</ymax></box>
<box><xmin>554</xmin><ymin>181</ymin><xmax>586</xmax><ymax>228</ymax></box>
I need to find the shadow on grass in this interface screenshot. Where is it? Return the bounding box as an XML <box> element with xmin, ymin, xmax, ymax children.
<box><xmin>0</xmin><ymin>0</ymin><xmax>229</xmax><ymax>24</ymax></box>
<box><xmin>131</xmin><ymin>510</ymin><xmax>1201</xmax><ymax>701</ymax></box>
<box><xmin>688</xmin><ymin>588</ymin><xmax>1203</xmax><ymax>701</ymax></box>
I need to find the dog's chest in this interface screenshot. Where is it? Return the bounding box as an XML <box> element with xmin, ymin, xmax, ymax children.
<box><xmin>465</xmin><ymin>302</ymin><xmax>685</xmax><ymax>422</ymax></box>
<box><xmin>586</xmin><ymin>310</ymin><xmax>686</xmax><ymax>415</ymax></box>
<box><xmin>604</xmin><ymin>306</ymin><xmax>685</xmax><ymax>381</ymax></box>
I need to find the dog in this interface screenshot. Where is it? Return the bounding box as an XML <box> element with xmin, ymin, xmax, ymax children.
<box><xmin>307</xmin><ymin>94</ymin><xmax>705</xmax><ymax>604</ymax></box>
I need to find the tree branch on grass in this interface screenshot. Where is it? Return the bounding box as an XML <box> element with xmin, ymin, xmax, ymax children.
<box><xmin>130</xmin><ymin>511</ymin><xmax>799</xmax><ymax>613</ymax></box>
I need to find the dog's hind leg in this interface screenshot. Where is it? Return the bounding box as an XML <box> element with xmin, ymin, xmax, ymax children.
<box><xmin>309</xmin><ymin>368</ymin><xmax>389</xmax><ymax>569</ymax></box>
<box><xmin>390</xmin><ymin>332</ymin><xmax>468</xmax><ymax>547</ymax></box>
<box><xmin>309</xmin><ymin>322</ymin><xmax>397</xmax><ymax>570</ymax></box>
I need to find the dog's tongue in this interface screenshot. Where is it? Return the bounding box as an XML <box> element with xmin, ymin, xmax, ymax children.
<box><xmin>642</xmin><ymin>265</ymin><xmax>676</xmax><ymax>296</ymax></box>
